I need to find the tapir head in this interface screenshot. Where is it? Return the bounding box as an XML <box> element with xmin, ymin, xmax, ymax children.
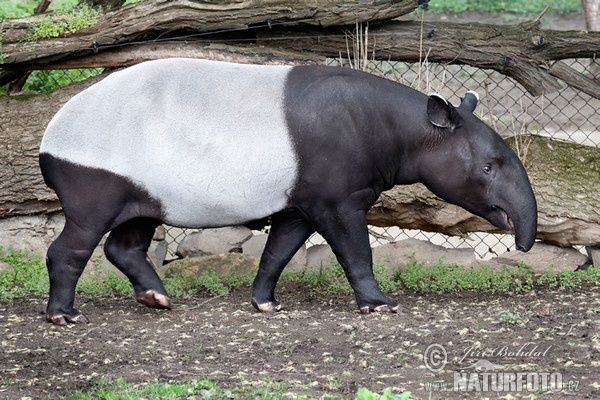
<box><xmin>417</xmin><ymin>92</ymin><xmax>537</xmax><ymax>251</ymax></box>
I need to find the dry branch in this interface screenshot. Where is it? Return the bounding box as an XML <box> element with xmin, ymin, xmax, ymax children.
<box><xmin>262</xmin><ymin>20</ymin><xmax>600</xmax><ymax>97</ymax></box>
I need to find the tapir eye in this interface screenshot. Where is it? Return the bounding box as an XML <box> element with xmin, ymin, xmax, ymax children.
<box><xmin>483</xmin><ymin>164</ymin><xmax>493</xmax><ymax>175</ymax></box>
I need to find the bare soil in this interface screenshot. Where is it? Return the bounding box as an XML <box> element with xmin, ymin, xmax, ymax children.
<box><xmin>1</xmin><ymin>282</ymin><xmax>599</xmax><ymax>399</ymax></box>
<box><xmin>1</xmin><ymin>10</ymin><xmax>598</xmax><ymax>400</ymax></box>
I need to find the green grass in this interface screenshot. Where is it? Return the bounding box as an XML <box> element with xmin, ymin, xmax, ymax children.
<box><xmin>0</xmin><ymin>248</ymin><xmax>48</xmax><ymax>300</ymax></box>
<box><xmin>428</xmin><ymin>0</ymin><xmax>582</xmax><ymax>14</ymax></box>
<box><xmin>1</xmin><ymin>0</ymin><xmax>582</xmax><ymax>19</ymax></box>
<box><xmin>28</xmin><ymin>4</ymin><xmax>100</xmax><ymax>40</ymax></box>
<box><xmin>1</xmin><ymin>248</ymin><xmax>599</xmax><ymax>304</ymax></box>
<box><xmin>64</xmin><ymin>376</ymin><xmax>411</xmax><ymax>400</ymax></box>
<box><xmin>0</xmin><ymin>0</ymin><xmax>88</xmax><ymax>18</ymax></box>
<box><xmin>66</xmin><ymin>376</ymin><xmax>291</xmax><ymax>400</ymax></box>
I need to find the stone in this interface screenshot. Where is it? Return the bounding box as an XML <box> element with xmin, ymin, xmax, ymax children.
<box><xmin>159</xmin><ymin>253</ymin><xmax>259</xmax><ymax>278</ymax></box>
<box><xmin>487</xmin><ymin>242</ymin><xmax>589</xmax><ymax>273</ymax></box>
<box><xmin>148</xmin><ymin>239</ymin><xmax>168</xmax><ymax>269</ymax></box>
<box><xmin>586</xmin><ymin>246</ymin><xmax>600</xmax><ymax>268</ymax></box>
<box><xmin>372</xmin><ymin>238</ymin><xmax>477</xmax><ymax>272</ymax></box>
<box><xmin>175</xmin><ymin>226</ymin><xmax>253</xmax><ymax>258</ymax></box>
<box><xmin>0</xmin><ymin>214</ymin><xmax>65</xmax><ymax>258</ymax></box>
<box><xmin>153</xmin><ymin>225</ymin><xmax>166</xmax><ymax>241</ymax></box>
<box><xmin>0</xmin><ymin>260</ymin><xmax>12</xmax><ymax>273</ymax></box>
<box><xmin>241</xmin><ymin>234</ymin><xmax>307</xmax><ymax>273</ymax></box>
<box><xmin>306</xmin><ymin>244</ymin><xmax>338</xmax><ymax>271</ymax></box>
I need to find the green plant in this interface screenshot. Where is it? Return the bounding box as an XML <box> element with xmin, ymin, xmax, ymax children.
<box><xmin>66</xmin><ymin>376</ymin><xmax>294</xmax><ymax>399</ymax></box>
<box><xmin>357</xmin><ymin>387</ymin><xmax>411</xmax><ymax>400</ymax></box>
<box><xmin>29</xmin><ymin>5</ymin><xmax>100</xmax><ymax>41</ymax></box>
<box><xmin>76</xmin><ymin>269</ymin><xmax>132</xmax><ymax>297</ymax></box>
<box><xmin>0</xmin><ymin>247</ymin><xmax>48</xmax><ymax>300</ymax></box>
<box><xmin>2</xmin><ymin>246</ymin><xmax>599</xmax><ymax>305</ymax></box>
<box><xmin>501</xmin><ymin>308</ymin><xmax>525</xmax><ymax>327</ymax></box>
<box><xmin>428</xmin><ymin>0</ymin><xmax>581</xmax><ymax>14</ymax></box>
<box><xmin>288</xmin><ymin>262</ymin><xmax>353</xmax><ymax>295</ymax></box>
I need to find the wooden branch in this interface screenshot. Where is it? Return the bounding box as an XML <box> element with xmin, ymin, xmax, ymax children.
<box><xmin>0</xmin><ymin>0</ymin><xmax>420</xmax><ymax>66</ymax></box>
<box><xmin>548</xmin><ymin>60</ymin><xmax>600</xmax><ymax>99</ymax></box>
<box><xmin>261</xmin><ymin>20</ymin><xmax>600</xmax><ymax>97</ymax></box>
<box><xmin>19</xmin><ymin>41</ymin><xmax>325</xmax><ymax>70</ymax></box>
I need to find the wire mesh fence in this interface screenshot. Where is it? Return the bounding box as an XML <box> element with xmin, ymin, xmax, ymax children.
<box><xmin>10</xmin><ymin>59</ymin><xmax>599</xmax><ymax>260</ymax></box>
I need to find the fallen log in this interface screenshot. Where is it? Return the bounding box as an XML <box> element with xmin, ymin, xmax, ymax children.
<box><xmin>261</xmin><ymin>20</ymin><xmax>600</xmax><ymax>98</ymax></box>
<box><xmin>1</xmin><ymin>72</ymin><xmax>598</xmax><ymax>247</ymax></box>
<box><xmin>0</xmin><ymin>0</ymin><xmax>419</xmax><ymax>70</ymax></box>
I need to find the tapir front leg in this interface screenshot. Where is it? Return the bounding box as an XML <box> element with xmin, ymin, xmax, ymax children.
<box><xmin>317</xmin><ymin>207</ymin><xmax>399</xmax><ymax>313</ymax></box>
<box><xmin>251</xmin><ymin>210</ymin><xmax>315</xmax><ymax>312</ymax></box>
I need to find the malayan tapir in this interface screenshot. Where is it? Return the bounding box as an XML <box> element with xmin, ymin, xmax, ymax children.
<box><xmin>39</xmin><ymin>58</ymin><xmax>537</xmax><ymax>325</ymax></box>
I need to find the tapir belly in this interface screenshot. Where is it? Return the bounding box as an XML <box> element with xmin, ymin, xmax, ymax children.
<box><xmin>40</xmin><ymin>59</ymin><xmax>299</xmax><ymax>228</ymax></box>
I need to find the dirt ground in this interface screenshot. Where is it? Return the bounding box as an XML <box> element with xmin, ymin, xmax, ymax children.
<box><xmin>1</xmin><ymin>282</ymin><xmax>599</xmax><ymax>399</ymax></box>
<box><xmin>1</xmin><ymin>10</ymin><xmax>598</xmax><ymax>400</ymax></box>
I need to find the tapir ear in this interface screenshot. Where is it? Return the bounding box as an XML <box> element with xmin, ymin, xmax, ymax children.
<box><xmin>427</xmin><ymin>93</ymin><xmax>458</xmax><ymax>129</ymax></box>
<box><xmin>458</xmin><ymin>91</ymin><xmax>479</xmax><ymax>113</ymax></box>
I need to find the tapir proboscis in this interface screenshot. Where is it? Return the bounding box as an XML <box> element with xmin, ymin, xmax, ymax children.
<box><xmin>39</xmin><ymin>58</ymin><xmax>537</xmax><ymax>325</ymax></box>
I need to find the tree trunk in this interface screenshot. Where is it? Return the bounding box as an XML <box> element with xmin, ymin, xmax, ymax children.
<box><xmin>583</xmin><ymin>0</ymin><xmax>600</xmax><ymax>30</ymax></box>
<box><xmin>1</xmin><ymin>75</ymin><xmax>599</xmax><ymax>247</ymax></box>
<box><xmin>0</xmin><ymin>77</ymin><xmax>105</xmax><ymax>218</ymax></box>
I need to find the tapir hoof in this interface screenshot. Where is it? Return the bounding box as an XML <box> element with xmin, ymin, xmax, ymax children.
<box><xmin>358</xmin><ymin>304</ymin><xmax>401</xmax><ymax>314</ymax></box>
<box><xmin>136</xmin><ymin>290</ymin><xmax>172</xmax><ymax>309</ymax></box>
<box><xmin>45</xmin><ymin>312</ymin><xmax>89</xmax><ymax>326</ymax></box>
<box><xmin>251</xmin><ymin>298</ymin><xmax>282</xmax><ymax>313</ymax></box>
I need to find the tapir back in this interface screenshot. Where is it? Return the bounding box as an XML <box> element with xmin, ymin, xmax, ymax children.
<box><xmin>40</xmin><ymin>59</ymin><xmax>298</xmax><ymax>227</ymax></box>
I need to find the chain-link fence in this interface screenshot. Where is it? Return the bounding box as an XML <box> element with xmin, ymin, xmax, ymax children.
<box><xmin>11</xmin><ymin>59</ymin><xmax>599</xmax><ymax>260</ymax></box>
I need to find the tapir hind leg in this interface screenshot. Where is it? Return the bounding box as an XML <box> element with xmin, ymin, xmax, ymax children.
<box><xmin>45</xmin><ymin>219</ymin><xmax>105</xmax><ymax>325</ymax></box>
<box><xmin>251</xmin><ymin>210</ymin><xmax>315</xmax><ymax>312</ymax></box>
<box><xmin>103</xmin><ymin>217</ymin><xmax>171</xmax><ymax>309</ymax></box>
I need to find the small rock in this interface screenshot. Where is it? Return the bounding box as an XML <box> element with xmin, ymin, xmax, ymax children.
<box><xmin>586</xmin><ymin>246</ymin><xmax>600</xmax><ymax>268</ymax></box>
<box><xmin>148</xmin><ymin>240</ymin><xmax>168</xmax><ymax>269</ymax></box>
<box><xmin>153</xmin><ymin>225</ymin><xmax>166</xmax><ymax>241</ymax></box>
<box><xmin>372</xmin><ymin>238</ymin><xmax>476</xmax><ymax>272</ymax></box>
<box><xmin>306</xmin><ymin>244</ymin><xmax>337</xmax><ymax>271</ymax></box>
<box><xmin>241</xmin><ymin>234</ymin><xmax>307</xmax><ymax>273</ymax></box>
<box><xmin>0</xmin><ymin>260</ymin><xmax>13</xmax><ymax>273</ymax></box>
<box><xmin>159</xmin><ymin>253</ymin><xmax>258</xmax><ymax>278</ymax></box>
<box><xmin>488</xmin><ymin>242</ymin><xmax>588</xmax><ymax>273</ymax></box>
<box><xmin>176</xmin><ymin>226</ymin><xmax>253</xmax><ymax>258</ymax></box>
